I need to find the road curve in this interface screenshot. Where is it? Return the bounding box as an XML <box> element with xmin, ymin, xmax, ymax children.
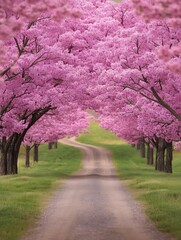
<box><xmin>21</xmin><ymin>139</ymin><xmax>173</xmax><ymax>240</ymax></box>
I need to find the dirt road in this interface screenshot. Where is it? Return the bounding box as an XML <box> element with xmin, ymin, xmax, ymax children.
<box><xmin>21</xmin><ymin>139</ymin><xmax>173</xmax><ymax>240</ymax></box>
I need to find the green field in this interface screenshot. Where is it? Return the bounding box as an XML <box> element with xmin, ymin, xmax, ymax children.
<box><xmin>0</xmin><ymin>143</ymin><xmax>81</xmax><ymax>240</ymax></box>
<box><xmin>1</xmin><ymin>121</ymin><xmax>181</xmax><ymax>240</ymax></box>
<box><xmin>77</xmin><ymin>121</ymin><xmax>181</xmax><ymax>240</ymax></box>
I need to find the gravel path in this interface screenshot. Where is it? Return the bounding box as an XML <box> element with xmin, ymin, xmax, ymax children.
<box><xmin>21</xmin><ymin>139</ymin><xmax>174</xmax><ymax>240</ymax></box>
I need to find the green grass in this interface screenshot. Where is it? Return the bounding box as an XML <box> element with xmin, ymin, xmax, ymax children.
<box><xmin>77</xmin><ymin>120</ymin><xmax>181</xmax><ymax>240</ymax></box>
<box><xmin>78</xmin><ymin>120</ymin><xmax>125</xmax><ymax>146</ymax></box>
<box><xmin>0</xmin><ymin>143</ymin><xmax>81</xmax><ymax>240</ymax></box>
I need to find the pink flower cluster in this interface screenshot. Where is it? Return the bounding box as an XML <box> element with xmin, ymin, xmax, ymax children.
<box><xmin>0</xmin><ymin>0</ymin><xmax>80</xmax><ymax>66</ymax></box>
<box><xmin>131</xmin><ymin>0</ymin><xmax>181</xmax><ymax>73</ymax></box>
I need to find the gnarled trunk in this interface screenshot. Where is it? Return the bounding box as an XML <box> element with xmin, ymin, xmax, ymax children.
<box><xmin>7</xmin><ymin>145</ymin><xmax>16</xmax><ymax>174</ymax></box>
<box><xmin>0</xmin><ymin>137</ymin><xmax>8</xmax><ymax>175</ymax></box>
<box><xmin>33</xmin><ymin>144</ymin><xmax>39</xmax><ymax>162</ymax></box>
<box><xmin>0</xmin><ymin>133</ymin><xmax>22</xmax><ymax>175</ymax></box>
<box><xmin>147</xmin><ymin>144</ymin><xmax>154</xmax><ymax>165</ymax></box>
<box><xmin>48</xmin><ymin>142</ymin><xmax>53</xmax><ymax>150</ymax></box>
<box><xmin>25</xmin><ymin>145</ymin><xmax>31</xmax><ymax>168</ymax></box>
<box><xmin>155</xmin><ymin>138</ymin><xmax>166</xmax><ymax>172</ymax></box>
<box><xmin>136</xmin><ymin>143</ymin><xmax>140</xmax><ymax>150</ymax></box>
<box><xmin>0</xmin><ymin>105</ymin><xmax>52</xmax><ymax>175</ymax></box>
<box><xmin>165</xmin><ymin>142</ymin><xmax>173</xmax><ymax>173</ymax></box>
<box><xmin>48</xmin><ymin>142</ymin><xmax>57</xmax><ymax>149</ymax></box>
<box><xmin>7</xmin><ymin>134</ymin><xmax>21</xmax><ymax>174</ymax></box>
<box><xmin>140</xmin><ymin>139</ymin><xmax>146</xmax><ymax>158</ymax></box>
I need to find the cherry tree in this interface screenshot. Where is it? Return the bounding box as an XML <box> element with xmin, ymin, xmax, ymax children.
<box><xmin>24</xmin><ymin>107</ymin><xmax>89</xmax><ymax>145</ymax></box>
<box><xmin>0</xmin><ymin>0</ymin><xmax>113</xmax><ymax>175</ymax></box>
<box><xmin>0</xmin><ymin>2</ymin><xmax>82</xmax><ymax>175</ymax></box>
<box><xmin>0</xmin><ymin>0</ymin><xmax>79</xmax><ymax>82</ymax></box>
<box><xmin>95</xmin><ymin>84</ymin><xmax>177</xmax><ymax>172</ymax></box>
<box><xmin>131</xmin><ymin>0</ymin><xmax>181</xmax><ymax>73</ymax></box>
<box><xmin>23</xmin><ymin>107</ymin><xmax>89</xmax><ymax>167</ymax></box>
<box><xmin>131</xmin><ymin>0</ymin><xmax>181</xmax><ymax>26</ymax></box>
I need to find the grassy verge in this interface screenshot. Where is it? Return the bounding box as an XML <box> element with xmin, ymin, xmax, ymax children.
<box><xmin>0</xmin><ymin>142</ymin><xmax>81</xmax><ymax>240</ymax></box>
<box><xmin>77</xmin><ymin>120</ymin><xmax>181</xmax><ymax>240</ymax></box>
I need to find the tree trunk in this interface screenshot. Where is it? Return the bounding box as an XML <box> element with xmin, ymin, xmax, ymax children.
<box><xmin>25</xmin><ymin>145</ymin><xmax>31</xmax><ymax>168</ymax></box>
<box><xmin>34</xmin><ymin>144</ymin><xmax>39</xmax><ymax>162</ymax></box>
<box><xmin>155</xmin><ymin>138</ymin><xmax>166</xmax><ymax>172</ymax></box>
<box><xmin>0</xmin><ymin>150</ymin><xmax>7</xmax><ymax>175</ymax></box>
<box><xmin>7</xmin><ymin>135</ymin><xmax>21</xmax><ymax>174</ymax></box>
<box><xmin>140</xmin><ymin>139</ymin><xmax>146</xmax><ymax>158</ymax></box>
<box><xmin>131</xmin><ymin>144</ymin><xmax>135</xmax><ymax>148</ymax></box>
<box><xmin>48</xmin><ymin>142</ymin><xmax>52</xmax><ymax>150</ymax></box>
<box><xmin>7</xmin><ymin>145</ymin><xmax>14</xmax><ymax>174</ymax></box>
<box><xmin>0</xmin><ymin>153</ymin><xmax>7</xmax><ymax>175</ymax></box>
<box><xmin>155</xmin><ymin>146</ymin><xmax>158</xmax><ymax>170</ymax></box>
<box><xmin>0</xmin><ymin>105</ymin><xmax>52</xmax><ymax>175</ymax></box>
<box><xmin>0</xmin><ymin>137</ymin><xmax>7</xmax><ymax>175</ymax></box>
<box><xmin>0</xmin><ymin>134</ymin><xmax>21</xmax><ymax>175</ymax></box>
<box><xmin>54</xmin><ymin>141</ymin><xmax>58</xmax><ymax>149</ymax></box>
<box><xmin>165</xmin><ymin>142</ymin><xmax>173</xmax><ymax>173</ymax></box>
<box><xmin>147</xmin><ymin>145</ymin><xmax>154</xmax><ymax>165</ymax></box>
<box><xmin>136</xmin><ymin>143</ymin><xmax>140</xmax><ymax>150</ymax></box>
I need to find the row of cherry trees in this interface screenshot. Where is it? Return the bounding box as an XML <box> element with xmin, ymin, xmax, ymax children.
<box><xmin>95</xmin><ymin>0</ymin><xmax>181</xmax><ymax>173</ymax></box>
<box><xmin>0</xmin><ymin>0</ymin><xmax>89</xmax><ymax>175</ymax></box>
<box><xmin>99</xmin><ymin>0</ymin><xmax>180</xmax><ymax>173</ymax></box>
<box><xmin>64</xmin><ymin>0</ymin><xmax>180</xmax><ymax>173</ymax></box>
<box><xmin>0</xmin><ymin>0</ymin><xmax>180</xmax><ymax>175</ymax></box>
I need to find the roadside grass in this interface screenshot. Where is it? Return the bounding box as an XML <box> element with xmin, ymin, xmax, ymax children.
<box><xmin>78</xmin><ymin>120</ymin><xmax>125</xmax><ymax>146</ymax></box>
<box><xmin>0</xmin><ymin>143</ymin><xmax>81</xmax><ymax>240</ymax></box>
<box><xmin>77</xmin><ymin>120</ymin><xmax>181</xmax><ymax>240</ymax></box>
